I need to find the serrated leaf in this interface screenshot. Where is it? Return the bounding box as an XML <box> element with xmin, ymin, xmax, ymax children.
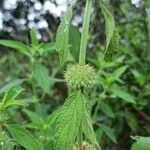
<box><xmin>131</xmin><ymin>136</ymin><xmax>150</xmax><ymax>150</ymax></box>
<box><xmin>55</xmin><ymin>91</ymin><xmax>86</xmax><ymax>150</ymax></box>
<box><xmin>110</xmin><ymin>84</ymin><xmax>135</xmax><ymax>104</ymax></box>
<box><xmin>95</xmin><ymin>128</ymin><xmax>104</xmax><ymax>142</ymax></box>
<box><xmin>46</xmin><ymin>109</ymin><xmax>59</xmax><ymax>126</ymax></box>
<box><xmin>105</xmin><ymin>29</ymin><xmax>119</xmax><ymax>61</ymax></box>
<box><xmin>0</xmin><ymin>40</ymin><xmax>31</xmax><ymax>57</ymax></box>
<box><xmin>56</xmin><ymin>1</ymin><xmax>76</xmax><ymax>64</ymax></box>
<box><xmin>110</xmin><ymin>65</ymin><xmax>128</xmax><ymax>82</ymax></box>
<box><xmin>2</xmin><ymin>86</ymin><xmax>23</xmax><ymax>104</ymax></box>
<box><xmin>99</xmin><ymin>0</ymin><xmax>119</xmax><ymax>61</ymax></box>
<box><xmin>32</xmin><ymin>64</ymin><xmax>50</xmax><ymax>93</ymax></box>
<box><xmin>125</xmin><ymin>111</ymin><xmax>138</xmax><ymax>130</ymax></box>
<box><xmin>99</xmin><ymin>102</ymin><xmax>115</xmax><ymax>118</ymax></box>
<box><xmin>23</xmin><ymin>109</ymin><xmax>44</xmax><ymax>127</ymax></box>
<box><xmin>101</xmin><ymin>124</ymin><xmax>117</xmax><ymax>144</ymax></box>
<box><xmin>82</xmin><ymin>112</ymin><xmax>101</xmax><ymax>150</ymax></box>
<box><xmin>131</xmin><ymin>69</ymin><xmax>145</xmax><ymax>85</ymax></box>
<box><xmin>3</xmin><ymin>99</ymin><xmax>28</xmax><ymax>108</ymax></box>
<box><xmin>69</xmin><ymin>25</ymin><xmax>81</xmax><ymax>61</ymax></box>
<box><xmin>39</xmin><ymin>42</ymin><xmax>56</xmax><ymax>54</ymax></box>
<box><xmin>30</xmin><ymin>27</ymin><xmax>39</xmax><ymax>47</ymax></box>
<box><xmin>6</xmin><ymin>124</ymin><xmax>38</xmax><ymax>150</ymax></box>
<box><xmin>0</xmin><ymin>79</ymin><xmax>24</xmax><ymax>94</ymax></box>
<box><xmin>35</xmin><ymin>103</ymin><xmax>47</xmax><ymax>118</ymax></box>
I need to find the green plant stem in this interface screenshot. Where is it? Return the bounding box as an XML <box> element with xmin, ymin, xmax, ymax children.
<box><xmin>146</xmin><ymin>8</ymin><xmax>150</xmax><ymax>41</ymax></box>
<box><xmin>78</xmin><ymin>124</ymin><xmax>83</xmax><ymax>150</ymax></box>
<box><xmin>79</xmin><ymin>0</ymin><xmax>92</xmax><ymax>65</ymax></box>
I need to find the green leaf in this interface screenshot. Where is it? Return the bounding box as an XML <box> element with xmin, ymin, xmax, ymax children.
<box><xmin>131</xmin><ymin>69</ymin><xmax>145</xmax><ymax>85</ymax></box>
<box><xmin>32</xmin><ymin>64</ymin><xmax>50</xmax><ymax>93</ymax></box>
<box><xmin>23</xmin><ymin>109</ymin><xmax>44</xmax><ymax>127</ymax></box>
<box><xmin>105</xmin><ymin>29</ymin><xmax>119</xmax><ymax>61</ymax></box>
<box><xmin>35</xmin><ymin>103</ymin><xmax>47</xmax><ymax>118</ymax></box>
<box><xmin>30</xmin><ymin>27</ymin><xmax>39</xmax><ymax>47</ymax></box>
<box><xmin>0</xmin><ymin>40</ymin><xmax>31</xmax><ymax>57</ymax></box>
<box><xmin>79</xmin><ymin>0</ymin><xmax>92</xmax><ymax>65</ymax></box>
<box><xmin>56</xmin><ymin>1</ymin><xmax>76</xmax><ymax>64</ymax></box>
<box><xmin>69</xmin><ymin>25</ymin><xmax>81</xmax><ymax>61</ymax></box>
<box><xmin>99</xmin><ymin>0</ymin><xmax>119</xmax><ymax>61</ymax></box>
<box><xmin>6</xmin><ymin>124</ymin><xmax>38</xmax><ymax>150</ymax></box>
<box><xmin>2</xmin><ymin>86</ymin><xmax>23</xmax><ymax>104</ymax></box>
<box><xmin>82</xmin><ymin>112</ymin><xmax>101</xmax><ymax>150</ymax></box>
<box><xmin>110</xmin><ymin>84</ymin><xmax>135</xmax><ymax>104</ymax></box>
<box><xmin>3</xmin><ymin>99</ymin><xmax>28</xmax><ymax>108</ymax></box>
<box><xmin>95</xmin><ymin>128</ymin><xmax>104</xmax><ymax>142</ymax></box>
<box><xmin>46</xmin><ymin>109</ymin><xmax>59</xmax><ymax>126</ymax></box>
<box><xmin>55</xmin><ymin>91</ymin><xmax>86</xmax><ymax>150</ymax></box>
<box><xmin>131</xmin><ymin>136</ymin><xmax>150</xmax><ymax>150</ymax></box>
<box><xmin>0</xmin><ymin>79</ymin><xmax>24</xmax><ymax>94</ymax></box>
<box><xmin>125</xmin><ymin>111</ymin><xmax>138</xmax><ymax>130</ymax></box>
<box><xmin>101</xmin><ymin>124</ymin><xmax>117</xmax><ymax>144</ymax></box>
<box><xmin>39</xmin><ymin>42</ymin><xmax>56</xmax><ymax>54</ymax></box>
<box><xmin>99</xmin><ymin>102</ymin><xmax>115</xmax><ymax>118</ymax></box>
<box><xmin>110</xmin><ymin>65</ymin><xmax>128</xmax><ymax>82</ymax></box>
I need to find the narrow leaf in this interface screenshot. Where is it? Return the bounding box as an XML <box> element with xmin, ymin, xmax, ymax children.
<box><xmin>30</xmin><ymin>27</ymin><xmax>39</xmax><ymax>47</ymax></box>
<box><xmin>82</xmin><ymin>112</ymin><xmax>101</xmax><ymax>150</ymax></box>
<box><xmin>6</xmin><ymin>124</ymin><xmax>38</xmax><ymax>150</ymax></box>
<box><xmin>125</xmin><ymin>111</ymin><xmax>138</xmax><ymax>130</ymax></box>
<box><xmin>2</xmin><ymin>86</ymin><xmax>23</xmax><ymax>104</ymax></box>
<box><xmin>23</xmin><ymin>109</ymin><xmax>44</xmax><ymax>126</ymax></box>
<box><xmin>99</xmin><ymin>102</ymin><xmax>115</xmax><ymax>118</ymax></box>
<box><xmin>99</xmin><ymin>0</ymin><xmax>119</xmax><ymax>61</ymax></box>
<box><xmin>46</xmin><ymin>109</ymin><xmax>59</xmax><ymax>126</ymax></box>
<box><xmin>101</xmin><ymin>124</ymin><xmax>117</xmax><ymax>143</ymax></box>
<box><xmin>110</xmin><ymin>84</ymin><xmax>135</xmax><ymax>104</ymax></box>
<box><xmin>39</xmin><ymin>42</ymin><xmax>56</xmax><ymax>54</ymax></box>
<box><xmin>3</xmin><ymin>99</ymin><xmax>28</xmax><ymax>108</ymax></box>
<box><xmin>69</xmin><ymin>25</ymin><xmax>81</xmax><ymax>61</ymax></box>
<box><xmin>110</xmin><ymin>65</ymin><xmax>128</xmax><ymax>82</ymax></box>
<box><xmin>0</xmin><ymin>40</ymin><xmax>31</xmax><ymax>57</ymax></box>
<box><xmin>55</xmin><ymin>91</ymin><xmax>86</xmax><ymax>150</ymax></box>
<box><xmin>32</xmin><ymin>64</ymin><xmax>50</xmax><ymax>93</ymax></box>
<box><xmin>56</xmin><ymin>1</ymin><xmax>76</xmax><ymax>64</ymax></box>
<box><xmin>0</xmin><ymin>79</ymin><xmax>24</xmax><ymax>94</ymax></box>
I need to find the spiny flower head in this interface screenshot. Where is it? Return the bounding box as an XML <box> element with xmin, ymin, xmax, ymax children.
<box><xmin>64</xmin><ymin>64</ymin><xmax>98</xmax><ymax>89</ymax></box>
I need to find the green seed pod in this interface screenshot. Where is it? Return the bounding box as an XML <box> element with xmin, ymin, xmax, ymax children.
<box><xmin>64</xmin><ymin>64</ymin><xmax>98</xmax><ymax>89</ymax></box>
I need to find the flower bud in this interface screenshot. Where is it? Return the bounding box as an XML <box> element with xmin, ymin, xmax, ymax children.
<box><xmin>64</xmin><ymin>64</ymin><xmax>97</xmax><ymax>89</ymax></box>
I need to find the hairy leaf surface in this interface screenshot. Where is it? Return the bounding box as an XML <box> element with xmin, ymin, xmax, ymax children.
<box><xmin>55</xmin><ymin>91</ymin><xmax>86</xmax><ymax>150</ymax></box>
<box><xmin>110</xmin><ymin>84</ymin><xmax>135</xmax><ymax>104</ymax></box>
<box><xmin>2</xmin><ymin>86</ymin><xmax>23</xmax><ymax>104</ymax></box>
<box><xmin>0</xmin><ymin>79</ymin><xmax>25</xmax><ymax>94</ymax></box>
<box><xmin>32</xmin><ymin>64</ymin><xmax>50</xmax><ymax>93</ymax></box>
<box><xmin>6</xmin><ymin>124</ymin><xmax>38</xmax><ymax>150</ymax></box>
<box><xmin>0</xmin><ymin>40</ymin><xmax>31</xmax><ymax>57</ymax></box>
<box><xmin>99</xmin><ymin>0</ymin><xmax>119</xmax><ymax>61</ymax></box>
<box><xmin>82</xmin><ymin>112</ymin><xmax>101</xmax><ymax>150</ymax></box>
<box><xmin>3</xmin><ymin>99</ymin><xmax>28</xmax><ymax>108</ymax></box>
<box><xmin>56</xmin><ymin>1</ymin><xmax>76</xmax><ymax>64</ymax></box>
<box><xmin>30</xmin><ymin>27</ymin><xmax>39</xmax><ymax>47</ymax></box>
<box><xmin>39</xmin><ymin>42</ymin><xmax>56</xmax><ymax>54</ymax></box>
<box><xmin>101</xmin><ymin>124</ymin><xmax>117</xmax><ymax>144</ymax></box>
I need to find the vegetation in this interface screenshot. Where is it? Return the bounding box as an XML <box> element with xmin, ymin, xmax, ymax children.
<box><xmin>0</xmin><ymin>0</ymin><xmax>149</xmax><ymax>150</ymax></box>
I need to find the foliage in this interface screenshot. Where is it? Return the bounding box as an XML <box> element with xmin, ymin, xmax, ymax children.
<box><xmin>0</xmin><ymin>0</ymin><xmax>149</xmax><ymax>149</ymax></box>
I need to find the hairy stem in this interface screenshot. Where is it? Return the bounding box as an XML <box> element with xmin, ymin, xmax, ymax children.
<box><xmin>78</xmin><ymin>124</ymin><xmax>83</xmax><ymax>150</ymax></box>
<box><xmin>79</xmin><ymin>0</ymin><xmax>92</xmax><ymax>65</ymax></box>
